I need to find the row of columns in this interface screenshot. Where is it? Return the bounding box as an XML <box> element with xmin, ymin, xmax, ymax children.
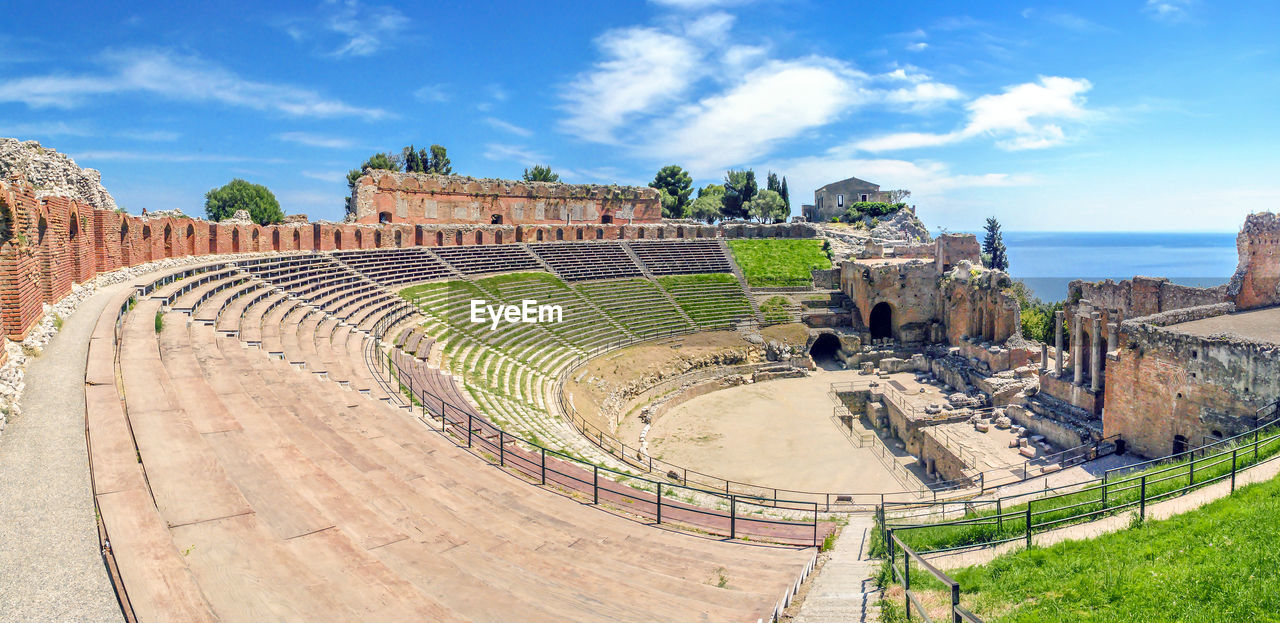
<box><xmin>1041</xmin><ymin>309</ymin><xmax>1118</xmax><ymax>393</ymax></box>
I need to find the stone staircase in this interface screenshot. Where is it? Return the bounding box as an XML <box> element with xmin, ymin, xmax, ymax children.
<box><xmin>794</xmin><ymin>514</ymin><xmax>882</xmax><ymax>623</ymax></box>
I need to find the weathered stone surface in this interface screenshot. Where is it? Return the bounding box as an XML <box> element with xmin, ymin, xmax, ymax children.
<box><xmin>0</xmin><ymin>138</ymin><xmax>117</xmax><ymax>211</ymax></box>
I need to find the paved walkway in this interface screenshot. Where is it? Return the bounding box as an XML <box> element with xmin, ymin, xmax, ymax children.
<box><xmin>925</xmin><ymin>450</ymin><xmax>1280</xmax><ymax>570</ymax></box>
<box><xmin>793</xmin><ymin>515</ymin><xmax>881</xmax><ymax>622</ymax></box>
<box><xmin>0</xmin><ymin>284</ymin><xmax>126</xmax><ymax>622</ymax></box>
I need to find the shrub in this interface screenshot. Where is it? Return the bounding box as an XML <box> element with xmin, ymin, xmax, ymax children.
<box><xmin>204</xmin><ymin>179</ymin><xmax>283</xmax><ymax>225</ymax></box>
<box><xmin>154</xmin><ymin>311</ymin><xmax>164</xmax><ymax>333</ymax></box>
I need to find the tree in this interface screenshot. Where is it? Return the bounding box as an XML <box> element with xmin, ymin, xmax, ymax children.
<box><xmin>689</xmin><ymin>192</ymin><xmax>723</xmax><ymax>223</ymax></box>
<box><xmin>522</xmin><ymin>164</ymin><xmax>560</xmax><ymax>182</ymax></box>
<box><xmin>426</xmin><ymin>144</ymin><xmax>451</xmax><ymax>175</ymax></box>
<box><xmin>779</xmin><ymin>176</ymin><xmax>790</xmax><ymax>211</ymax></box>
<box><xmin>983</xmin><ymin>216</ymin><xmax>1009</xmax><ymax>271</ymax></box>
<box><xmin>766</xmin><ymin>171</ymin><xmax>781</xmax><ymax>194</ymax></box>
<box><xmin>886</xmin><ymin>189</ymin><xmax>912</xmax><ymax>204</ymax></box>
<box><xmin>205</xmin><ymin>179</ymin><xmax>283</xmax><ymax>225</ymax></box>
<box><xmin>403</xmin><ymin>144</ymin><xmax>426</xmax><ymax>173</ymax></box>
<box><xmin>746</xmin><ymin>189</ymin><xmax>787</xmax><ymax>223</ymax></box>
<box><xmin>656</xmin><ymin>188</ymin><xmax>687</xmax><ymax>219</ymax></box>
<box><xmin>721</xmin><ymin>169</ymin><xmax>757</xmax><ymax>220</ymax></box>
<box><xmin>649</xmin><ymin>165</ymin><xmax>693</xmax><ymax>216</ymax></box>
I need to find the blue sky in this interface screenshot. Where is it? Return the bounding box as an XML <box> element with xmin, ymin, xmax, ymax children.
<box><xmin>1</xmin><ymin>0</ymin><xmax>1276</xmax><ymax>231</ymax></box>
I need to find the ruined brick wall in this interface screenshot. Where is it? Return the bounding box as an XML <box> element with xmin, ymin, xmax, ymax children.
<box><xmin>841</xmin><ymin>259</ymin><xmax>940</xmax><ymax>343</ymax></box>
<box><xmin>1103</xmin><ymin>303</ymin><xmax>1280</xmax><ymax>458</ymax></box>
<box><xmin>1069</xmin><ymin>276</ymin><xmax>1228</xmax><ymax>321</ymax></box>
<box><xmin>940</xmin><ymin>268</ymin><xmax>1021</xmax><ymax>345</ymax></box>
<box><xmin>351</xmin><ymin>170</ymin><xmax>662</xmax><ymax>226</ymax></box>
<box><xmin>933</xmin><ymin>234</ymin><xmax>982</xmax><ymax>273</ymax></box>
<box><xmin>1229</xmin><ymin>212</ymin><xmax>1280</xmax><ymax>310</ymax></box>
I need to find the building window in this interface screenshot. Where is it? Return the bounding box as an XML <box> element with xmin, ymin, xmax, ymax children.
<box><xmin>860</xmin><ymin>194</ymin><xmax>869</xmax><ymax>201</ymax></box>
<box><xmin>837</xmin><ymin>194</ymin><xmax>844</xmax><ymax>208</ymax></box>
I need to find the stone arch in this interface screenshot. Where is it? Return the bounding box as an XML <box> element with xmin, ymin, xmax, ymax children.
<box><xmin>495</xmin><ymin>231</ymin><xmax>503</xmax><ymax>244</ymax></box>
<box><xmin>334</xmin><ymin>230</ymin><xmax>342</xmax><ymax>248</ymax></box>
<box><xmin>119</xmin><ymin>221</ymin><xmax>130</xmax><ymax>265</ymax></box>
<box><xmin>185</xmin><ymin>224</ymin><xmax>196</xmax><ymax>254</ymax></box>
<box><xmin>163</xmin><ymin>224</ymin><xmax>173</xmax><ymax>257</ymax></box>
<box><xmin>475</xmin><ymin>231</ymin><xmax>483</xmax><ymax>245</ymax></box>
<box><xmin>272</xmin><ymin>228</ymin><xmax>281</xmax><ymax>251</ymax></box>
<box><xmin>436</xmin><ymin>231</ymin><xmax>445</xmax><ymax>246</ymax></box>
<box><xmin>455</xmin><ymin>231</ymin><xmax>463</xmax><ymax>246</ymax></box>
<box><xmin>617</xmin><ymin>227</ymin><xmax>625</xmax><ymax>240</ymax></box>
<box><xmin>556</xmin><ymin>228</ymin><xmax>564</xmax><ymax>241</ymax></box>
<box><xmin>394</xmin><ymin>229</ymin><xmax>403</xmax><ymax>247</ymax></box>
<box><xmin>596</xmin><ymin>228</ymin><xmax>604</xmax><ymax>239</ymax></box>
<box><xmin>638</xmin><ymin>228</ymin><xmax>645</xmax><ymax>239</ymax></box>
<box><xmin>869</xmin><ymin>301</ymin><xmax>894</xmax><ymax>340</ymax></box>
<box><xmin>68</xmin><ymin>212</ymin><xmax>79</xmax><ymax>240</ymax></box>
<box><xmin>657</xmin><ymin>228</ymin><xmax>665</xmax><ymax>239</ymax></box>
<box><xmin>536</xmin><ymin>229</ymin><xmax>544</xmax><ymax>242</ymax></box>
<box><xmin>378</xmin><ymin>211</ymin><xmax>392</xmax><ymax>224</ymax></box>
<box><xmin>355</xmin><ymin>229</ymin><xmax>363</xmax><ymax>247</ymax></box>
<box><xmin>231</xmin><ymin>228</ymin><xmax>240</xmax><ymax>253</ymax></box>
<box><xmin>141</xmin><ymin>224</ymin><xmax>151</xmax><ymax>246</ymax></box>
<box><xmin>677</xmin><ymin>226</ymin><xmax>685</xmax><ymax>238</ymax></box>
<box><xmin>1172</xmin><ymin>434</ymin><xmax>1189</xmax><ymax>456</ymax></box>
<box><xmin>576</xmin><ymin>228</ymin><xmax>584</xmax><ymax>240</ymax></box>
<box><xmin>251</xmin><ymin>228</ymin><xmax>260</xmax><ymax>251</ymax></box>
<box><xmin>809</xmin><ymin>332</ymin><xmax>841</xmax><ymax>362</ymax></box>
<box><xmin>293</xmin><ymin>228</ymin><xmax>301</xmax><ymax>250</ymax></box>
<box><xmin>375</xmin><ymin>230</ymin><xmax>382</xmax><ymax>247</ymax></box>
<box><xmin>515</xmin><ymin>227</ymin><xmax>524</xmax><ymax>243</ymax></box>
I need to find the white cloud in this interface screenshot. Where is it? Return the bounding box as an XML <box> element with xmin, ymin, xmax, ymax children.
<box><xmin>1145</xmin><ymin>0</ymin><xmax>1192</xmax><ymax>22</ymax></box>
<box><xmin>488</xmin><ymin>84</ymin><xmax>509</xmax><ymax>102</ymax></box>
<box><xmin>0</xmin><ymin>49</ymin><xmax>389</xmax><ymax>119</ymax></box>
<box><xmin>648</xmin><ymin>0</ymin><xmax>752</xmax><ymax>9</ymax></box>
<box><xmin>116</xmin><ymin>129</ymin><xmax>180</xmax><ymax>142</ymax></box>
<box><xmin>414</xmin><ymin>83</ymin><xmax>450</xmax><ymax>103</ymax></box>
<box><xmin>277</xmin><ymin>131</ymin><xmax>355</xmax><ymax>148</ymax></box>
<box><xmin>71</xmin><ymin>150</ymin><xmax>289</xmax><ymax>164</ymax></box>
<box><xmin>560</xmin><ymin>26</ymin><xmax>704</xmax><ymax>143</ymax></box>
<box><xmin>0</xmin><ymin>122</ymin><xmax>179</xmax><ymax>142</ymax></box>
<box><xmin>302</xmin><ymin>170</ymin><xmax>349</xmax><ymax>183</ymax></box>
<box><xmin>484</xmin><ymin>117</ymin><xmax>533</xmax><ymax>138</ymax></box>
<box><xmin>644</xmin><ymin>58</ymin><xmax>862</xmax><ymax>174</ymax></box>
<box><xmin>482</xmin><ymin>143</ymin><xmax>548</xmax><ymax>164</ymax></box>
<box><xmin>907</xmin><ymin>42</ymin><xmax>928</xmax><ymax>52</ymax></box>
<box><xmin>854</xmin><ymin>76</ymin><xmax>1092</xmax><ymax>152</ymax></box>
<box><xmin>284</xmin><ymin>0</ymin><xmax>410</xmax><ymax>57</ymax></box>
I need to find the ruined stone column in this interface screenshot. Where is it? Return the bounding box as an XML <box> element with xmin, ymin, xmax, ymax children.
<box><xmin>1040</xmin><ymin>343</ymin><xmax>1048</xmax><ymax>372</ymax></box>
<box><xmin>1072</xmin><ymin>313</ymin><xmax>1084</xmax><ymax>386</ymax></box>
<box><xmin>1090</xmin><ymin>313</ymin><xmax>1103</xmax><ymax>392</ymax></box>
<box><xmin>1107</xmin><ymin>322</ymin><xmax>1119</xmax><ymax>354</ymax></box>
<box><xmin>1054</xmin><ymin>311</ymin><xmax>1065</xmax><ymax>377</ymax></box>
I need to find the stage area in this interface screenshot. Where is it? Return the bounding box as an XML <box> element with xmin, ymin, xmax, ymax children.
<box><xmin>646</xmin><ymin>369</ymin><xmax>915</xmax><ymax>496</ymax></box>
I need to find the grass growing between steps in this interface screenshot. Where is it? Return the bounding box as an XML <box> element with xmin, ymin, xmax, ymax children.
<box><xmin>656</xmin><ymin>273</ymin><xmax>755</xmax><ymax>327</ymax></box>
<box><xmin>726</xmin><ymin>239</ymin><xmax>831</xmax><ymax>288</ymax></box>
<box><xmin>880</xmin><ymin>472</ymin><xmax>1280</xmax><ymax>622</ymax></box>
<box><xmin>758</xmin><ymin>295</ymin><xmax>793</xmax><ymax>323</ymax></box>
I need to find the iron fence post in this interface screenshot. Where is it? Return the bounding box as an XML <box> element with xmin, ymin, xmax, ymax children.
<box><xmin>540</xmin><ymin>447</ymin><xmax>546</xmax><ymax>485</ymax></box>
<box><xmin>996</xmin><ymin>498</ymin><xmax>1002</xmax><ymax>531</ymax></box>
<box><xmin>593</xmin><ymin>466</ymin><xmax>599</xmax><ymax>504</ymax></box>
<box><xmin>657</xmin><ymin>483</ymin><xmax>662</xmax><ymax>524</ymax></box>
<box><xmin>730</xmin><ymin>496</ymin><xmax>736</xmax><ymax>540</ymax></box>
<box><xmin>467</xmin><ymin>413</ymin><xmax>472</xmax><ymax>448</ymax></box>
<box><xmin>1139</xmin><ymin>476</ymin><xmax>1147</xmax><ymax>522</ymax></box>
<box><xmin>813</xmin><ymin>504</ymin><xmax>819</xmax><ymax>547</ymax></box>
<box><xmin>1102</xmin><ymin>472</ymin><xmax>1108</xmax><ymax>510</ymax></box>
<box><xmin>1189</xmin><ymin>460</ymin><xmax>1194</xmax><ymax>486</ymax></box>
<box><xmin>1025</xmin><ymin>504</ymin><xmax>1032</xmax><ymax>548</ymax></box>
<box><xmin>1232</xmin><ymin>449</ymin><xmax>1238</xmax><ymax>492</ymax></box>
<box><xmin>499</xmin><ymin>430</ymin><xmax>505</xmax><ymax>467</ymax></box>
<box><xmin>903</xmin><ymin>536</ymin><xmax>911</xmax><ymax>620</ymax></box>
<box><xmin>951</xmin><ymin>582</ymin><xmax>961</xmax><ymax>623</ymax></box>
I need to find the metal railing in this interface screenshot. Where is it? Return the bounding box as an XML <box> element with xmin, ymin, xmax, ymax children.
<box><xmin>887</xmin><ymin>530</ymin><xmax>984</xmax><ymax>622</ymax></box>
<box><xmin>883</xmin><ymin>401</ymin><xmax>1280</xmax><ymax>554</ymax></box>
<box><xmin>366</xmin><ymin>312</ymin><xmax>826</xmax><ymax>547</ymax></box>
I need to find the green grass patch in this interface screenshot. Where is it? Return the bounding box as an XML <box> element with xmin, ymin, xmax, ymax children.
<box><xmin>758</xmin><ymin>295</ymin><xmax>792</xmax><ymax>323</ymax></box>
<box><xmin>657</xmin><ymin>274</ymin><xmax>754</xmax><ymax>326</ymax></box>
<box><xmin>886</xmin><ymin>471</ymin><xmax>1280</xmax><ymax>622</ymax></box>
<box><xmin>886</xmin><ymin>428</ymin><xmax>1280</xmax><ymax>555</ymax></box>
<box><xmin>726</xmin><ymin>239</ymin><xmax>831</xmax><ymax>288</ymax></box>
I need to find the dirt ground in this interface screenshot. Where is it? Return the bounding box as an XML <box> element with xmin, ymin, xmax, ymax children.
<box><xmin>646</xmin><ymin>367</ymin><xmax>908</xmax><ymax>495</ymax></box>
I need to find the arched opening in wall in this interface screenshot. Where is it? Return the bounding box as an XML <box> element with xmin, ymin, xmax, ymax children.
<box><xmin>334</xmin><ymin>230</ymin><xmax>342</xmax><ymax>248</ymax></box>
<box><xmin>657</xmin><ymin>228</ymin><xmax>665</xmax><ymax>239</ymax></box>
<box><xmin>475</xmin><ymin>231</ymin><xmax>483</xmax><ymax>245</ymax></box>
<box><xmin>491</xmin><ymin>214</ymin><xmax>503</xmax><ymax>225</ymax></box>
<box><xmin>870</xmin><ymin>302</ymin><xmax>894</xmax><ymax>340</ymax></box>
<box><xmin>1172</xmin><ymin>434</ymin><xmax>1189</xmax><ymax>456</ymax></box>
<box><xmin>37</xmin><ymin>215</ymin><xmax>48</xmax><ymax>246</ymax></box>
<box><xmin>355</xmin><ymin>229</ymin><xmax>363</xmax><ymax>247</ymax></box>
<box><xmin>455</xmin><ymin>231</ymin><xmax>463</xmax><ymax>246</ymax></box>
<box><xmin>495</xmin><ymin>231</ymin><xmax>503</xmax><ymax>244</ymax></box>
<box><xmin>809</xmin><ymin>333</ymin><xmax>842</xmax><ymax>370</ymax></box>
<box><xmin>436</xmin><ymin>231</ymin><xmax>444</xmax><ymax>246</ymax></box>
<box><xmin>231</xmin><ymin>229</ymin><xmax>240</xmax><ymax>253</ymax></box>
<box><xmin>601</xmin><ymin>214</ymin><xmax>613</xmax><ymax>224</ymax></box>
<box><xmin>293</xmin><ymin>229</ymin><xmax>301</xmax><ymax>250</ymax></box>
<box><xmin>515</xmin><ymin>228</ymin><xmax>523</xmax><ymax>243</ymax></box>
<box><xmin>593</xmin><ymin>228</ymin><xmax>601</xmax><ymax>239</ymax></box>
<box><xmin>68</xmin><ymin>213</ymin><xmax>79</xmax><ymax>241</ymax></box>
<box><xmin>186</xmin><ymin>225</ymin><xmax>195</xmax><ymax>254</ymax></box>
<box><xmin>576</xmin><ymin>228</ymin><xmax>584</xmax><ymax>240</ymax></box>
<box><xmin>163</xmin><ymin>224</ymin><xmax>173</xmax><ymax>257</ymax></box>
<box><xmin>374</xmin><ymin>230</ymin><xmax>382</xmax><ymax>247</ymax></box>
<box><xmin>536</xmin><ymin>230</ymin><xmax>544</xmax><ymax>242</ymax></box>
<box><xmin>617</xmin><ymin>228</ymin><xmax>625</xmax><ymax>239</ymax></box>
<box><xmin>974</xmin><ymin>307</ymin><xmax>984</xmax><ymax>339</ymax></box>
<box><xmin>272</xmin><ymin>229</ymin><xmax>281</xmax><ymax>251</ymax></box>
<box><xmin>677</xmin><ymin>226</ymin><xmax>685</xmax><ymax>238</ymax></box>
<box><xmin>251</xmin><ymin>228</ymin><xmax>260</xmax><ymax>251</ymax></box>
<box><xmin>556</xmin><ymin>228</ymin><xmax>564</xmax><ymax>241</ymax></box>
<box><xmin>378</xmin><ymin>211</ymin><xmax>392</xmax><ymax>224</ymax></box>
<box><xmin>119</xmin><ymin>222</ymin><xmax>130</xmax><ymax>264</ymax></box>
<box><xmin>638</xmin><ymin>229</ymin><xmax>645</xmax><ymax>239</ymax></box>
<box><xmin>394</xmin><ymin>229</ymin><xmax>403</xmax><ymax>247</ymax></box>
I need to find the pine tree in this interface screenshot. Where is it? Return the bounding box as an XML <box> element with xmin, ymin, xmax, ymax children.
<box><xmin>403</xmin><ymin>145</ymin><xmax>421</xmax><ymax>173</ymax></box>
<box><xmin>779</xmin><ymin>177</ymin><xmax>790</xmax><ymax>210</ymax></box>
<box><xmin>426</xmin><ymin>145</ymin><xmax>451</xmax><ymax>175</ymax></box>
<box><xmin>983</xmin><ymin>216</ymin><xmax>1009</xmax><ymax>271</ymax></box>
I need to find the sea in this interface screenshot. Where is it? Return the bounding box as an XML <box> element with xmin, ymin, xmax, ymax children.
<box><xmin>986</xmin><ymin>231</ymin><xmax>1238</xmax><ymax>303</ymax></box>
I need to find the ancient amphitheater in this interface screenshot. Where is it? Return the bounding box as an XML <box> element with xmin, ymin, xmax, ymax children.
<box><xmin>4</xmin><ymin>164</ymin><xmax>1280</xmax><ymax>622</ymax></box>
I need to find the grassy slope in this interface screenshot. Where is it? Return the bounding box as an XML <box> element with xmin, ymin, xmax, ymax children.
<box><xmin>758</xmin><ymin>295</ymin><xmax>792</xmax><ymax>323</ymax></box>
<box><xmin>905</xmin><ymin>472</ymin><xmax>1280</xmax><ymax>622</ymax></box>
<box><xmin>656</xmin><ymin>273</ymin><xmax>754</xmax><ymax>325</ymax></box>
<box><xmin>726</xmin><ymin>239</ymin><xmax>831</xmax><ymax>288</ymax></box>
